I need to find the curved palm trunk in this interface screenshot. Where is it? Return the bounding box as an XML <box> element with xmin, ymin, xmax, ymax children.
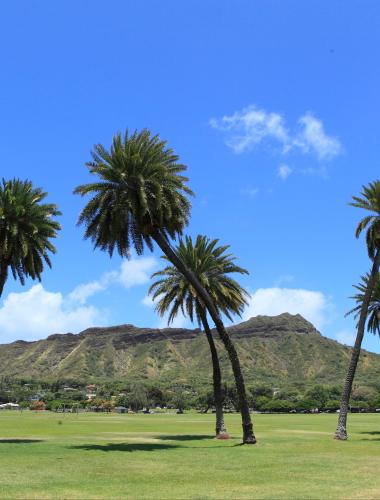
<box><xmin>335</xmin><ymin>250</ymin><xmax>380</xmax><ymax>440</ymax></box>
<box><xmin>0</xmin><ymin>262</ymin><xmax>8</xmax><ymax>298</ymax></box>
<box><xmin>199</xmin><ymin>309</ymin><xmax>226</xmax><ymax>436</ymax></box>
<box><xmin>153</xmin><ymin>230</ymin><xmax>256</xmax><ymax>444</ymax></box>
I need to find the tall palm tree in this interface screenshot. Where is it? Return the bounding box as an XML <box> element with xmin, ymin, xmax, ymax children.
<box><xmin>0</xmin><ymin>179</ymin><xmax>61</xmax><ymax>297</ymax></box>
<box><xmin>74</xmin><ymin>129</ymin><xmax>256</xmax><ymax>443</ymax></box>
<box><xmin>335</xmin><ymin>181</ymin><xmax>380</xmax><ymax>440</ymax></box>
<box><xmin>149</xmin><ymin>235</ymin><xmax>250</xmax><ymax>436</ymax></box>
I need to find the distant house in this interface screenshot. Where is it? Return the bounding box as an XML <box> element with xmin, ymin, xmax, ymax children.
<box><xmin>29</xmin><ymin>393</ymin><xmax>43</xmax><ymax>402</ymax></box>
<box><xmin>86</xmin><ymin>384</ymin><xmax>97</xmax><ymax>400</ymax></box>
<box><xmin>0</xmin><ymin>403</ymin><xmax>20</xmax><ymax>410</ymax></box>
<box><xmin>114</xmin><ymin>406</ymin><xmax>128</xmax><ymax>414</ymax></box>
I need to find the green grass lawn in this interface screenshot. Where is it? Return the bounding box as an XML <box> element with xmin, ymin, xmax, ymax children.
<box><xmin>0</xmin><ymin>411</ymin><xmax>379</xmax><ymax>499</ymax></box>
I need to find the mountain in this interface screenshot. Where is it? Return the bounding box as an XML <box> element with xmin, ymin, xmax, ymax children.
<box><xmin>1</xmin><ymin>313</ymin><xmax>380</xmax><ymax>389</ymax></box>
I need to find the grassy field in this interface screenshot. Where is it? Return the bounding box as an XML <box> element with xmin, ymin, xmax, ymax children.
<box><xmin>0</xmin><ymin>411</ymin><xmax>379</xmax><ymax>499</ymax></box>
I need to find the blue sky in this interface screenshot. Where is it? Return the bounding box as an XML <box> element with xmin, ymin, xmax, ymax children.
<box><xmin>1</xmin><ymin>1</ymin><xmax>380</xmax><ymax>352</ymax></box>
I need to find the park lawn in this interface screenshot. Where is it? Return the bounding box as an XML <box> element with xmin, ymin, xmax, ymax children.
<box><xmin>0</xmin><ymin>411</ymin><xmax>379</xmax><ymax>499</ymax></box>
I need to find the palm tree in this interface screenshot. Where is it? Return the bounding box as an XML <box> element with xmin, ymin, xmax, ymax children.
<box><xmin>346</xmin><ymin>273</ymin><xmax>380</xmax><ymax>336</ymax></box>
<box><xmin>74</xmin><ymin>129</ymin><xmax>256</xmax><ymax>443</ymax></box>
<box><xmin>335</xmin><ymin>181</ymin><xmax>380</xmax><ymax>440</ymax></box>
<box><xmin>0</xmin><ymin>179</ymin><xmax>61</xmax><ymax>297</ymax></box>
<box><xmin>149</xmin><ymin>235</ymin><xmax>250</xmax><ymax>436</ymax></box>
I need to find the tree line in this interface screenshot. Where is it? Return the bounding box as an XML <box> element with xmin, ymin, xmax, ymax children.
<box><xmin>2</xmin><ymin>378</ymin><xmax>379</xmax><ymax>414</ymax></box>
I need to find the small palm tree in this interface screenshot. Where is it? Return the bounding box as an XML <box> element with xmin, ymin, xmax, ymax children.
<box><xmin>0</xmin><ymin>179</ymin><xmax>61</xmax><ymax>297</ymax></box>
<box><xmin>75</xmin><ymin>129</ymin><xmax>256</xmax><ymax>443</ymax></box>
<box><xmin>335</xmin><ymin>181</ymin><xmax>380</xmax><ymax>440</ymax></box>
<box><xmin>346</xmin><ymin>274</ymin><xmax>380</xmax><ymax>336</ymax></box>
<box><xmin>149</xmin><ymin>235</ymin><xmax>249</xmax><ymax>436</ymax></box>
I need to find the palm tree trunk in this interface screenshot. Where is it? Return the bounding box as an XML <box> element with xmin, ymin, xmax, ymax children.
<box><xmin>199</xmin><ymin>309</ymin><xmax>226</xmax><ymax>436</ymax></box>
<box><xmin>0</xmin><ymin>261</ymin><xmax>8</xmax><ymax>298</ymax></box>
<box><xmin>335</xmin><ymin>250</ymin><xmax>380</xmax><ymax>440</ymax></box>
<box><xmin>153</xmin><ymin>229</ymin><xmax>256</xmax><ymax>444</ymax></box>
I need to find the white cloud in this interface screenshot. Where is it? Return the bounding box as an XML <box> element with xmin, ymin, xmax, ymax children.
<box><xmin>244</xmin><ymin>287</ymin><xmax>332</xmax><ymax>330</ymax></box>
<box><xmin>68</xmin><ymin>271</ymin><xmax>116</xmax><ymax>305</ymax></box>
<box><xmin>69</xmin><ymin>281</ymin><xmax>106</xmax><ymax>304</ymax></box>
<box><xmin>210</xmin><ymin>105</ymin><xmax>342</xmax><ymax>164</ymax></box>
<box><xmin>0</xmin><ymin>284</ymin><xmax>104</xmax><ymax>343</ymax></box>
<box><xmin>336</xmin><ymin>329</ymin><xmax>356</xmax><ymax>346</ymax></box>
<box><xmin>210</xmin><ymin>104</ymin><xmax>288</xmax><ymax>154</ymax></box>
<box><xmin>118</xmin><ymin>257</ymin><xmax>157</xmax><ymax>288</ymax></box>
<box><xmin>68</xmin><ymin>257</ymin><xmax>158</xmax><ymax>305</ymax></box>
<box><xmin>294</xmin><ymin>113</ymin><xmax>342</xmax><ymax>160</ymax></box>
<box><xmin>277</xmin><ymin>164</ymin><xmax>292</xmax><ymax>180</ymax></box>
<box><xmin>0</xmin><ymin>257</ymin><xmax>159</xmax><ymax>343</ymax></box>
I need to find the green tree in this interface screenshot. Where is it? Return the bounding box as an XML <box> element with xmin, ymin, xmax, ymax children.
<box><xmin>115</xmin><ymin>395</ymin><xmax>129</xmax><ymax>408</ymax></box>
<box><xmin>351</xmin><ymin>385</ymin><xmax>377</xmax><ymax>402</ymax></box>
<box><xmin>194</xmin><ymin>389</ymin><xmax>215</xmax><ymax>413</ymax></box>
<box><xmin>248</xmin><ymin>385</ymin><xmax>273</xmax><ymax>400</ymax></box>
<box><xmin>147</xmin><ymin>386</ymin><xmax>167</xmax><ymax>408</ymax></box>
<box><xmin>253</xmin><ymin>396</ymin><xmax>271</xmax><ymax>411</ymax></box>
<box><xmin>74</xmin><ymin>129</ymin><xmax>256</xmax><ymax>443</ymax></box>
<box><xmin>0</xmin><ymin>179</ymin><xmax>61</xmax><ymax>296</ymax></box>
<box><xmin>305</xmin><ymin>385</ymin><xmax>330</xmax><ymax>408</ymax></box>
<box><xmin>169</xmin><ymin>387</ymin><xmax>190</xmax><ymax>413</ymax></box>
<box><xmin>149</xmin><ymin>235</ymin><xmax>249</xmax><ymax>435</ymax></box>
<box><xmin>324</xmin><ymin>400</ymin><xmax>340</xmax><ymax>412</ymax></box>
<box><xmin>262</xmin><ymin>400</ymin><xmax>295</xmax><ymax>413</ymax></box>
<box><xmin>335</xmin><ymin>181</ymin><xmax>380</xmax><ymax>440</ymax></box>
<box><xmin>295</xmin><ymin>399</ymin><xmax>319</xmax><ymax>412</ymax></box>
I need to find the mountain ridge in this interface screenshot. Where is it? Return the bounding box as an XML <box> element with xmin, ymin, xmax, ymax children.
<box><xmin>3</xmin><ymin>312</ymin><xmax>320</xmax><ymax>347</ymax></box>
<box><xmin>0</xmin><ymin>313</ymin><xmax>379</xmax><ymax>390</ymax></box>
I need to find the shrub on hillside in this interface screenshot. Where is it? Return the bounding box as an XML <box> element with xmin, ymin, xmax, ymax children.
<box><xmin>262</xmin><ymin>400</ymin><xmax>296</xmax><ymax>413</ymax></box>
<box><xmin>351</xmin><ymin>386</ymin><xmax>377</xmax><ymax>402</ymax></box>
<box><xmin>252</xmin><ymin>396</ymin><xmax>271</xmax><ymax>411</ymax></box>
<box><xmin>324</xmin><ymin>400</ymin><xmax>340</xmax><ymax>411</ymax></box>
<box><xmin>30</xmin><ymin>401</ymin><xmax>46</xmax><ymax>411</ymax></box>
<box><xmin>295</xmin><ymin>399</ymin><xmax>319</xmax><ymax>412</ymax></box>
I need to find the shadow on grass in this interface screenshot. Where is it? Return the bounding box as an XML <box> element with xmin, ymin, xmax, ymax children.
<box><xmin>358</xmin><ymin>431</ymin><xmax>380</xmax><ymax>441</ymax></box>
<box><xmin>70</xmin><ymin>437</ymin><xmax>237</xmax><ymax>453</ymax></box>
<box><xmin>0</xmin><ymin>439</ymin><xmax>43</xmax><ymax>444</ymax></box>
<box><xmin>71</xmin><ymin>443</ymin><xmax>182</xmax><ymax>453</ymax></box>
<box><xmin>158</xmin><ymin>434</ymin><xmax>214</xmax><ymax>441</ymax></box>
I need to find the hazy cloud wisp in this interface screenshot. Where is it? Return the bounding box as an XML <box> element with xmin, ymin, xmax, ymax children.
<box><xmin>277</xmin><ymin>164</ymin><xmax>292</xmax><ymax>180</ymax></box>
<box><xmin>210</xmin><ymin>104</ymin><xmax>342</xmax><ymax>162</ymax></box>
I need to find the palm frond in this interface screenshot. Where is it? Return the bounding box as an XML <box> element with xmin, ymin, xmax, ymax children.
<box><xmin>74</xmin><ymin>129</ymin><xmax>193</xmax><ymax>258</ymax></box>
<box><xmin>0</xmin><ymin>179</ymin><xmax>61</xmax><ymax>295</ymax></box>
<box><xmin>148</xmin><ymin>234</ymin><xmax>250</xmax><ymax>329</ymax></box>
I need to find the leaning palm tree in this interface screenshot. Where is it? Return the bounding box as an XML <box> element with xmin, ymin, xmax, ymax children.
<box><xmin>0</xmin><ymin>179</ymin><xmax>61</xmax><ymax>297</ymax></box>
<box><xmin>149</xmin><ymin>235</ymin><xmax>249</xmax><ymax>436</ymax></box>
<box><xmin>74</xmin><ymin>129</ymin><xmax>256</xmax><ymax>443</ymax></box>
<box><xmin>335</xmin><ymin>181</ymin><xmax>380</xmax><ymax>440</ymax></box>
